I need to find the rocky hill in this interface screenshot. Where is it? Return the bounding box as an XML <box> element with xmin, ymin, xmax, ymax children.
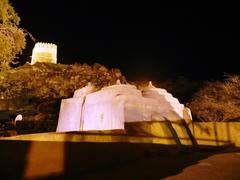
<box><xmin>0</xmin><ymin>62</ymin><xmax>127</xmax><ymax>136</ymax></box>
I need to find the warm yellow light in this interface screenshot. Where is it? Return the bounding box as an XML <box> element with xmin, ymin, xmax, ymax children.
<box><xmin>31</xmin><ymin>42</ymin><xmax>57</xmax><ymax>64</ymax></box>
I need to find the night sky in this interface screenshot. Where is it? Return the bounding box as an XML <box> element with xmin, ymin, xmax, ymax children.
<box><xmin>12</xmin><ymin>1</ymin><xmax>236</xmax><ymax>82</ymax></box>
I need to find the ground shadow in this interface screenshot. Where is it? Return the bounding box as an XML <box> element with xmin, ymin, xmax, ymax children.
<box><xmin>46</xmin><ymin>142</ymin><xmax>235</xmax><ymax>180</ymax></box>
<box><xmin>0</xmin><ymin>137</ymin><xmax>238</xmax><ymax>179</ymax></box>
<box><xmin>0</xmin><ymin>140</ymin><xmax>30</xmax><ymax>179</ymax></box>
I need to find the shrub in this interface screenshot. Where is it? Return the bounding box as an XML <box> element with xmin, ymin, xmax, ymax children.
<box><xmin>188</xmin><ymin>75</ymin><xmax>240</xmax><ymax>122</ymax></box>
<box><xmin>0</xmin><ymin>62</ymin><xmax>127</xmax><ymax>100</ymax></box>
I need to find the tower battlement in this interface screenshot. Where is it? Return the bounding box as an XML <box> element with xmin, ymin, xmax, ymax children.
<box><xmin>31</xmin><ymin>42</ymin><xmax>57</xmax><ymax>64</ymax></box>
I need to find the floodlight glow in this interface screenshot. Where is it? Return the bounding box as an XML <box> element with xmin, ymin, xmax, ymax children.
<box><xmin>31</xmin><ymin>42</ymin><xmax>57</xmax><ymax>64</ymax></box>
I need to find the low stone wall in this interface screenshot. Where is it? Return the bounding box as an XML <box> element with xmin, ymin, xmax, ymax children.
<box><xmin>1</xmin><ymin>120</ymin><xmax>240</xmax><ymax>147</ymax></box>
<box><xmin>125</xmin><ymin>121</ymin><xmax>240</xmax><ymax>147</ymax></box>
<box><xmin>189</xmin><ymin>122</ymin><xmax>240</xmax><ymax>147</ymax></box>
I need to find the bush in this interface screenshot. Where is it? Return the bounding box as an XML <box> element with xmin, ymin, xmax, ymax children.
<box><xmin>0</xmin><ymin>62</ymin><xmax>126</xmax><ymax>100</ymax></box>
<box><xmin>188</xmin><ymin>75</ymin><xmax>240</xmax><ymax>122</ymax></box>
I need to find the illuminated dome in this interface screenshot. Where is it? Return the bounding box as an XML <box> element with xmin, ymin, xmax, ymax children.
<box><xmin>57</xmin><ymin>81</ymin><xmax>192</xmax><ymax>132</ymax></box>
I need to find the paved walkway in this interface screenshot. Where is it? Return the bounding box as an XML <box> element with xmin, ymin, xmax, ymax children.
<box><xmin>165</xmin><ymin>147</ymin><xmax>240</xmax><ymax>180</ymax></box>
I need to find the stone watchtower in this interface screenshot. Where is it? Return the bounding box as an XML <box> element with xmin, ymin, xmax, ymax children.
<box><xmin>31</xmin><ymin>42</ymin><xmax>57</xmax><ymax>64</ymax></box>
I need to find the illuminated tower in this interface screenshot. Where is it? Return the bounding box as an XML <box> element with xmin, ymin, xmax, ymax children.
<box><xmin>31</xmin><ymin>42</ymin><xmax>57</xmax><ymax>64</ymax></box>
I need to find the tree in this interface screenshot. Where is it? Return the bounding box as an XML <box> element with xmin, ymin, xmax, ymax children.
<box><xmin>188</xmin><ymin>75</ymin><xmax>240</xmax><ymax>122</ymax></box>
<box><xmin>0</xmin><ymin>0</ymin><xmax>26</xmax><ymax>70</ymax></box>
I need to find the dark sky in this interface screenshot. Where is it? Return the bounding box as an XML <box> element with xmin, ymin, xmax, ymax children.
<box><xmin>12</xmin><ymin>1</ymin><xmax>236</xmax><ymax>81</ymax></box>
